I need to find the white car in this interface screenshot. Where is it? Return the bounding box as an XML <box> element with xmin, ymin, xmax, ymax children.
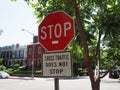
<box><xmin>0</xmin><ymin>71</ymin><xmax>10</xmax><ymax>79</ymax></box>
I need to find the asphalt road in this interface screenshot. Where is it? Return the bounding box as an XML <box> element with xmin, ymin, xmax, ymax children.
<box><xmin>0</xmin><ymin>76</ymin><xmax>120</xmax><ymax>90</ymax></box>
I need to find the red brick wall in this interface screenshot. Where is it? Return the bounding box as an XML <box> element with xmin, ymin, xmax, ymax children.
<box><xmin>27</xmin><ymin>43</ymin><xmax>45</xmax><ymax>69</ymax></box>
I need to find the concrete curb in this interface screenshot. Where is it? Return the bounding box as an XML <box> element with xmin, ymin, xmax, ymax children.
<box><xmin>10</xmin><ymin>76</ymin><xmax>35</xmax><ymax>80</ymax></box>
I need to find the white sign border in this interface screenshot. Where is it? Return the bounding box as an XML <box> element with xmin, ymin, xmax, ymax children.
<box><xmin>42</xmin><ymin>51</ymin><xmax>73</xmax><ymax>78</ymax></box>
<box><xmin>38</xmin><ymin>10</ymin><xmax>75</xmax><ymax>52</ymax></box>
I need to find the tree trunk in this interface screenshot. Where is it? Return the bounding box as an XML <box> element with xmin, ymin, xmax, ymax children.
<box><xmin>92</xmin><ymin>79</ymin><xmax>100</xmax><ymax>90</ymax></box>
<box><xmin>73</xmin><ymin>1</ymin><xmax>101</xmax><ymax>90</ymax></box>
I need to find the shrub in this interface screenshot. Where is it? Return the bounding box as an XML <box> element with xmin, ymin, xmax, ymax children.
<box><xmin>35</xmin><ymin>70</ymin><xmax>42</xmax><ymax>74</ymax></box>
<box><xmin>0</xmin><ymin>65</ymin><xmax>6</xmax><ymax>71</ymax></box>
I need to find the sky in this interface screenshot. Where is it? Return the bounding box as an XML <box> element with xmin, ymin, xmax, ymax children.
<box><xmin>0</xmin><ymin>0</ymin><xmax>38</xmax><ymax>47</ymax></box>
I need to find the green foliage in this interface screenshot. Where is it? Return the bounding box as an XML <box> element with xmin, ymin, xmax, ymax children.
<box><xmin>35</xmin><ymin>70</ymin><xmax>42</xmax><ymax>74</ymax></box>
<box><xmin>13</xmin><ymin>64</ymin><xmax>20</xmax><ymax>69</ymax></box>
<box><xmin>100</xmin><ymin>3</ymin><xmax>120</xmax><ymax>67</ymax></box>
<box><xmin>13</xmin><ymin>69</ymin><xmax>42</xmax><ymax>74</ymax></box>
<box><xmin>27</xmin><ymin>0</ymin><xmax>74</xmax><ymax>23</ymax></box>
<box><xmin>0</xmin><ymin>65</ymin><xmax>6</xmax><ymax>71</ymax></box>
<box><xmin>20</xmin><ymin>0</ymin><xmax>120</xmax><ymax>70</ymax></box>
<box><xmin>80</xmin><ymin>0</ymin><xmax>120</xmax><ymax>69</ymax></box>
<box><xmin>0</xmin><ymin>58</ymin><xmax>3</xmax><ymax>65</ymax></box>
<box><xmin>68</xmin><ymin>39</ymin><xmax>84</xmax><ymax>63</ymax></box>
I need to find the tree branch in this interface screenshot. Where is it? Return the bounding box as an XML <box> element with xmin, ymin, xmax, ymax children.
<box><xmin>95</xmin><ymin>32</ymin><xmax>101</xmax><ymax>58</ymax></box>
<box><xmin>77</xmin><ymin>0</ymin><xmax>84</xmax><ymax>5</ymax></box>
<box><xmin>100</xmin><ymin>60</ymin><xmax>120</xmax><ymax>79</ymax></box>
<box><xmin>71</xmin><ymin>0</ymin><xmax>84</xmax><ymax>7</ymax></box>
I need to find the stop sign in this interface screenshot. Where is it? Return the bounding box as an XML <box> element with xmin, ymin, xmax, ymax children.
<box><xmin>38</xmin><ymin>11</ymin><xmax>75</xmax><ymax>52</ymax></box>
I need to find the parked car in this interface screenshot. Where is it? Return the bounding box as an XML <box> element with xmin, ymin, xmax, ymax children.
<box><xmin>0</xmin><ymin>71</ymin><xmax>10</xmax><ymax>79</ymax></box>
<box><xmin>100</xmin><ymin>69</ymin><xmax>107</xmax><ymax>75</ymax></box>
<box><xmin>109</xmin><ymin>69</ymin><xmax>119</xmax><ymax>79</ymax></box>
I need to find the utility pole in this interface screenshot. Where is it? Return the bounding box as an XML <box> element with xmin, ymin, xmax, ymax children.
<box><xmin>22</xmin><ymin>29</ymin><xmax>35</xmax><ymax>78</ymax></box>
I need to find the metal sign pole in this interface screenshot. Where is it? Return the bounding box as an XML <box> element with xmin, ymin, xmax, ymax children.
<box><xmin>54</xmin><ymin>78</ymin><xmax>59</xmax><ymax>90</ymax></box>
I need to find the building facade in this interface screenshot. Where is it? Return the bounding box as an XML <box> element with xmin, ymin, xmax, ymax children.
<box><xmin>27</xmin><ymin>43</ymin><xmax>45</xmax><ymax>69</ymax></box>
<box><xmin>11</xmin><ymin>44</ymin><xmax>27</xmax><ymax>67</ymax></box>
<box><xmin>0</xmin><ymin>44</ymin><xmax>27</xmax><ymax>67</ymax></box>
<box><xmin>0</xmin><ymin>36</ymin><xmax>45</xmax><ymax>69</ymax></box>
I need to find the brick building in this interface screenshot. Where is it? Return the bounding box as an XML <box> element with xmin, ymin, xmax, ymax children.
<box><xmin>0</xmin><ymin>36</ymin><xmax>45</xmax><ymax>69</ymax></box>
<box><xmin>26</xmin><ymin>36</ymin><xmax>45</xmax><ymax>69</ymax></box>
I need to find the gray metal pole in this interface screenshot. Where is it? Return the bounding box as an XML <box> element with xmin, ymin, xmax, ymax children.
<box><xmin>31</xmin><ymin>43</ymin><xmax>34</xmax><ymax>78</ymax></box>
<box><xmin>54</xmin><ymin>78</ymin><xmax>59</xmax><ymax>90</ymax></box>
<box><xmin>21</xmin><ymin>29</ymin><xmax>35</xmax><ymax>79</ymax></box>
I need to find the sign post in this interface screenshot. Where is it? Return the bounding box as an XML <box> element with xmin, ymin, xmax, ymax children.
<box><xmin>42</xmin><ymin>51</ymin><xmax>72</xmax><ymax>90</ymax></box>
<box><xmin>38</xmin><ymin>11</ymin><xmax>75</xmax><ymax>90</ymax></box>
<box><xmin>55</xmin><ymin>78</ymin><xmax>59</xmax><ymax>90</ymax></box>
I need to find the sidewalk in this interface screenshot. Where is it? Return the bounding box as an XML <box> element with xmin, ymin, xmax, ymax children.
<box><xmin>10</xmin><ymin>76</ymin><xmax>35</xmax><ymax>80</ymax></box>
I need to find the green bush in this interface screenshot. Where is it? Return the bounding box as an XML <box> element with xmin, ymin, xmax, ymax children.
<box><xmin>35</xmin><ymin>70</ymin><xmax>42</xmax><ymax>74</ymax></box>
<box><xmin>14</xmin><ymin>64</ymin><xmax>20</xmax><ymax>69</ymax></box>
<box><xmin>0</xmin><ymin>64</ymin><xmax>42</xmax><ymax>75</ymax></box>
<box><xmin>0</xmin><ymin>65</ymin><xmax>6</xmax><ymax>71</ymax></box>
<box><xmin>0</xmin><ymin>58</ymin><xmax>3</xmax><ymax>65</ymax></box>
<box><xmin>7</xmin><ymin>68</ymin><xmax>14</xmax><ymax>74</ymax></box>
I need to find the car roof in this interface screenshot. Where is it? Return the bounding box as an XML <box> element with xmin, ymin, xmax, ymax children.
<box><xmin>0</xmin><ymin>71</ymin><xmax>7</xmax><ymax>73</ymax></box>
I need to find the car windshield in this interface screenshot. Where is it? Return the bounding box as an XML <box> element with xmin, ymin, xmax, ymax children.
<box><xmin>0</xmin><ymin>71</ymin><xmax>8</xmax><ymax>75</ymax></box>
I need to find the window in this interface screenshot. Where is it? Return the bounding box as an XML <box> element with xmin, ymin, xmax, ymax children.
<box><xmin>6</xmin><ymin>53</ymin><xmax>9</xmax><ymax>58</ymax></box>
<box><xmin>37</xmin><ymin>58</ymin><xmax>40</xmax><ymax>66</ymax></box>
<box><xmin>38</xmin><ymin>47</ymin><xmax>41</xmax><ymax>54</ymax></box>
<box><xmin>12</xmin><ymin>51</ymin><xmax>15</xmax><ymax>58</ymax></box>
<box><xmin>37</xmin><ymin>58</ymin><xmax>41</xmax><ymax>69</ymax></box>
<box><xmin>3</xmin><ymin>53</ymin><xmax>5</xmax><ymax>58</ymax></box>
<box><xmin>0</xmin><ymin>52</ymin><xmax>1</xmax><ymax>57</ymax></box>
<box><xmin>16</xmin><ymin>51</ymin><xmax>19</xmax><ymax>58</ymax></box>
<box><xmin>29</xmin><ymin>48</ymin><xmax>32</xmax><ymax>55</ymax></box>
<box><xmin>20</xmin><ymin>50</ymin><xmax>24</xmax><ymax>58</ymax></box>
<box><xmin>28</xmin><ymin>59</ymin><xmax>32</xmax><ymax>66</ymax></box>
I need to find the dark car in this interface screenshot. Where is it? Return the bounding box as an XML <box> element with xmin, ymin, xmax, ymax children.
<box><xmin>109</xmin><ymin>69</ymin><xmax>119</xmax><ymax>79</ymax></box>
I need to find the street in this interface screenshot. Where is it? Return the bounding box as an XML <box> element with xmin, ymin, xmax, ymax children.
<box><xmin>0</xmin><ymin>75</ymin><xmax>120</xmax><ymax>90</ymax></box>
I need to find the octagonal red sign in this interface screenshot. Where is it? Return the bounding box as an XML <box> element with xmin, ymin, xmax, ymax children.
<box><xmin>38</xmin><ymin>11</ymin><xmax>75</xmax><ymax>52</ymax></box>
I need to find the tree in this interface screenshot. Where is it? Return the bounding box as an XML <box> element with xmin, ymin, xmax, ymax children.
<box><xmin>13</xmin><ymin>0</ymin><xmax>120</xmax><ymax>90</ymax></box>
<box><xmin>73</xmin><ymin>1</ymin><xmax>120</xmax><ymax>90</ymax></box>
